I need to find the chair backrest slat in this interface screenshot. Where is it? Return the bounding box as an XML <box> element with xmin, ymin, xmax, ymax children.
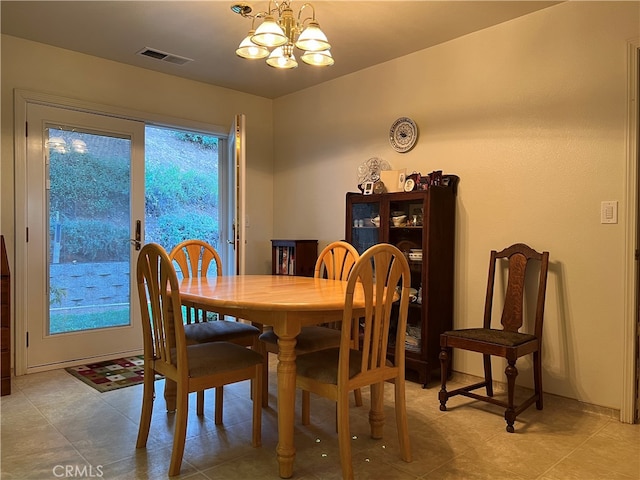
<box><xmin>500</xmin><ymin>253</ymin><xmax>527</xmax><ymax>331</ymax></box>
<box><xmin>482</xmin><ymin>243</ymin><xmax>550</xmax><ymax>335</ymax></box>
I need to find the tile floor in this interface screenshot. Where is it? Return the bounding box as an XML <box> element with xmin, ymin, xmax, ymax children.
<box><xmin>1</xmin><ymin>359</ymin><xmax>638</xmax><ymax>480</ymax></box>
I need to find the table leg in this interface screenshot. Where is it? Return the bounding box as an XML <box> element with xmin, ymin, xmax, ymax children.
<box><xmin>274</xmin><ymin>324</ymin><xmax>299</xmax><ymax>479</ymax></box>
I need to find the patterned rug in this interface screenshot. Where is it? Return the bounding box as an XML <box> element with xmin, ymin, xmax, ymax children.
<box><xmin>65</xmin><ymin>355</ymin><xmax>161</xmax><ymax>393</ymax></box>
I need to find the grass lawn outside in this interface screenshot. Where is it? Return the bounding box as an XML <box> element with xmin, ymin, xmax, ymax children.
<box><xmin>50</xmin><ymin>305</ymin><xmax>216</xmax><ymax>334</ymax></box>
<box><xmin>49</xmin><ymin>306</ymin><xmax>129</xmax><ymax>334</ymax></box>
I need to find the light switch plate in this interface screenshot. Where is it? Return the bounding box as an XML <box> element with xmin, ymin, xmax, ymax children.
<box><xmin>601</xmin><ymin>201</ymin><xmax>618</xmax><ymax>224</ymax></box>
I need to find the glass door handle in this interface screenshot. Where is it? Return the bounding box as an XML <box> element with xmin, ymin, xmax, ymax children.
<box><xmin>227</xmin><ymin>222</ymin><xmax>236</xmax><ymax>247</ymax></box>
<box><xmin>130</xmin><ymin>220</ymin><xmax>142</xmax><ymax>250</ymax></box>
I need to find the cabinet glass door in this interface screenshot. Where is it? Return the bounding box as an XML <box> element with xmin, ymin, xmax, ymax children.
<box><xmin>387</xmin><ymin>197</ymin><xmax>425</xmax><ymax>354</ymax></box>
<box><xmin>350</xmin><ymin>201</ymin><xmax>380</xmax><ymax>254</ymax></box>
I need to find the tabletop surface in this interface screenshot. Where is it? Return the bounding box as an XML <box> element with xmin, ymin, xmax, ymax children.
<box><xmin>179</xmin><ymin>274</ymin><xmax>364</xmax><ymax>312</ymax></box>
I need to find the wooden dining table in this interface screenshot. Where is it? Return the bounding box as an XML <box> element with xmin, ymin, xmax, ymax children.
<box><xmin>179</xmin><ymin>274</ymin><xmax>368</xmax><ymax>479</ymax></box>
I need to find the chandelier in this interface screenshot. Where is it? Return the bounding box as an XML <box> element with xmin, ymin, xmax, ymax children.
<box><xmin>232</xmin><ymin>1</ymin><xmax>334</xmax><ymax>69</ymax></box>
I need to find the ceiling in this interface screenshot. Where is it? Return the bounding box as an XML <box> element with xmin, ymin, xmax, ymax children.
<box><xmin>1</xmin><ymin>1</ymin><xmax>560</xmax><ymax>99</ymax></box>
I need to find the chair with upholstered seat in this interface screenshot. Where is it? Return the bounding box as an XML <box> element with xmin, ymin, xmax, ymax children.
<box><xmin>259</xmin><ymin>240</ymin><xmax>362</xmax><ymax>423</ymax></box>
<box><xmin>135</xmin><ymin>243</ymin><xmax>262</xmax><ymax>477</ymax></box>
<box><xmin>295</xmin><ymin>243</ymin><xmax>412</xmax><ymax>479</ymax></box>
<box><xmin>438</xmin><ymin>243</ymin><xmax>550</xmax><ymax>433</ymax></box>
<box><xmin>168</xmin><ymin>239</ymin><xmax>262</xmax><ymax>416</ymax></box>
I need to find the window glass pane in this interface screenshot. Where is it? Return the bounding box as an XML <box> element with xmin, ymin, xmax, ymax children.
<box><xmin>48</xmin><ymin>128</ymin><xmax>131</xmax><ymax>334</ymax></box>
<box><xmin>144</xmin><ymin>126</ymin><xmax>220</xmax><ymax>252</ymax></box>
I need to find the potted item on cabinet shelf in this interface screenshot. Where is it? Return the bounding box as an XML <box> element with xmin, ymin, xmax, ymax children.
<box><xmin>391</xmin><ymin>214</ymin><xmax>407</xmax><ymax>227</ymax></box>
<box><xmin>409</xmin><ymin>204</ymin><xmax>423</xmax><ymax>226</ymax></box>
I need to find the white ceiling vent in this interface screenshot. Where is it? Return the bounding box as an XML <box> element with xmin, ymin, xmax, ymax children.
<box><xmin>136</xmin><ymin>47</ymin><xmax>193</xmax><ymax>66</ymax></box>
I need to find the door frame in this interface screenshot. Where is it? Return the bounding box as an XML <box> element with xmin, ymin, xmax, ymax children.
<box><xmin>622</xmin><ymin>38</ymin><xmax>639</xmax><ymax>423</ymax></box>
<box><xmin>230</xmin><ymin>114</ymin><xmax>247</xmax><ymax>275</ymax></box>
<box><xmin>13</xmin><ymin>89</ymin><xmax>230</xmax><ymax>375</ymax></box>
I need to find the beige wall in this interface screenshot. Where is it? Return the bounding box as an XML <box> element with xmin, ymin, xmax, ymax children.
<box><xmin>1</xmin><ymin>34</ymin><xmax>275</xmax><ymax>274</ymax></box>
<box><xmin>273</xmin><ymin>1</ymin><xmax>639</xmax><ymax>410</ymax></box>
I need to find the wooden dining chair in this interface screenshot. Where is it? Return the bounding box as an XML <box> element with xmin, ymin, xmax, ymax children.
<box><xmin>168</xmin><ymin>239</ymin><xmax>262</xmax><ymax>415</ymax></box>
<box><xmin>259</xmin><ymin>240</ymin><xmax>362</xmax><ymax>422</ymax></box>
<box><xmin>135</xmin><ymin>243</ymin><xmax>262</xmax><ymax>477</ymax></box>
<box><xmin>439</xmin><ymin>243</ymin><xmax>550</xmax><ymax>433</ymax></box>
<box><xmin>295</xmin><ymin>243</ymin><xmax>412</xmax><ymax>480</ymax></box>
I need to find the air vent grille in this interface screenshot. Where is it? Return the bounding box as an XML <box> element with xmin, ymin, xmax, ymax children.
<box><xmin>136</xmin><ymin>48</ymin><xmax>192</xmax><ymax>66</ymax></box>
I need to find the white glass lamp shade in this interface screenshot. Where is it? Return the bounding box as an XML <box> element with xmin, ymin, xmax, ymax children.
<box><xmin>48</xmin><ymin>136</ymin><xmax>67</xmax><ymax>153</ymax></box>
<box><xmin>71</xmin><ymin>139</ymin><xmax>88</xmax><ymax>154</ymax></box>
<box><xmin>48</xmin><ymin>136</ymin><xmax>66</xmax><ymax>148</ymax></box>
<box><xmin>251</xmin><ymin>16</ymin><xmax>287</xmax><ymax>47</ymax></box>
<box><xmin>266</xmin><ymin>47</ymin><xmax>298</xmax><ymax>69</ymax></box>
<box><xmin>301</xmin><ymin>49</ymin><xmax>334</xmax><ymax>66</ymax></box>
<box><xmin>236</xmin><ymin>30</ymin><xmax>270</xmax><ymax>59</ymax></box>
<box><xmin>295</xmin><ymin>21</ymin><xmax>330</xmax><ymax>51</ymax></box>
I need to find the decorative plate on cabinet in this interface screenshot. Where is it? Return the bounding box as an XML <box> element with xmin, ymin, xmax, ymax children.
<box><xmin>389</xmin><ymin>117</ymin><xmax>418</xmax><ymax>153</ymax></box>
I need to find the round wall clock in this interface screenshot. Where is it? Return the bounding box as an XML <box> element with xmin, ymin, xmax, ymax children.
<box><xmin>389</xmin><ymin>117</ymin><xmax>418</xmax><ymax>153</ymax></box>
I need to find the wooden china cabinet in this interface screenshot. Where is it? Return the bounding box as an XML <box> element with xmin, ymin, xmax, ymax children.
<box><xmin>345</xmin><ymin>178</ymin><xmax>458</xmax><ymax>386</ymax></box>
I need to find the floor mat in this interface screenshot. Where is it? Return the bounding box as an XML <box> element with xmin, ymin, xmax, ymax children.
<box><xmin>65</xmin><ymin>355</ymin><xmax>160</xmax><ymax>393</ymax></box>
